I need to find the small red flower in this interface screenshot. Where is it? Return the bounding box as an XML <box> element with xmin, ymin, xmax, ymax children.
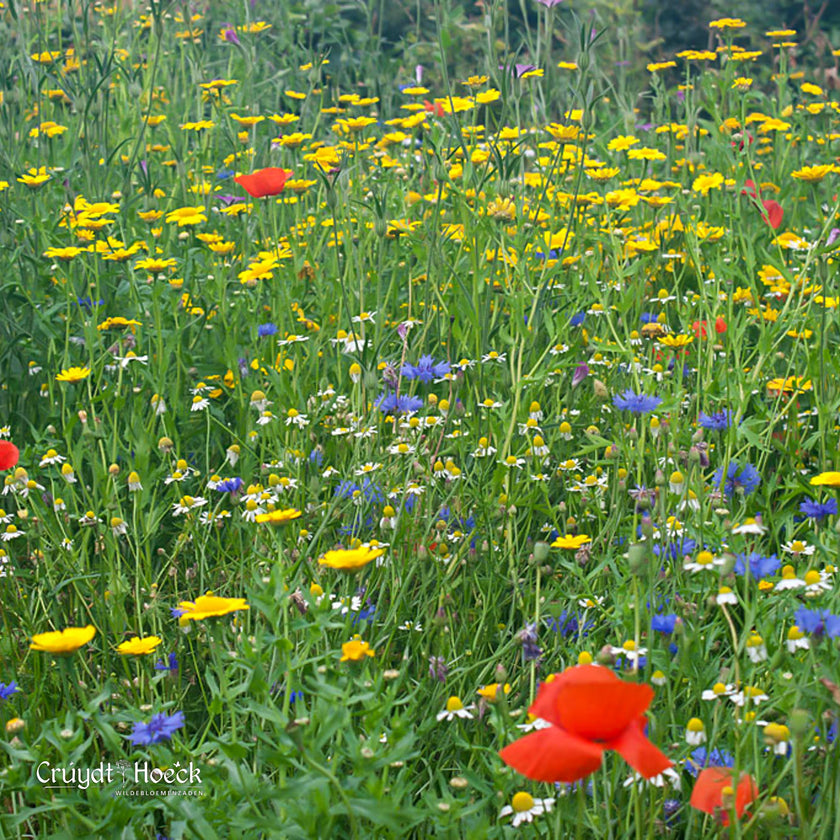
<box><xmin>423</xmin><ymin>99</ymin><xmax>445</xmax><ymax>117</ymax></box>
<box><xmin>690</xmin><ymin>766</ymin><xmax>758</xmax><ymax>825</ymax></box>
<box><xmin>499</xmin><ymin>664</ymin><xmax>672</xmax><ymax>783</ymax></box>
<box><xmin>0</xmin><ymin>441</ymin><xmax>19</xmax><ymax>472</ymax></box>
<box><xmin>691</xmin><ymin>320</ymin><xmax>708</xmax><ymax>339</ymax></box>
<box><xmin>715</xmin><ymin>316</ymin><xmax>727</xmax><ymax>335</ymax></box>
<box><xmin>233</xmin><ymin>167</ymin><xmax>293</xmax><ymax>198</ymax></box>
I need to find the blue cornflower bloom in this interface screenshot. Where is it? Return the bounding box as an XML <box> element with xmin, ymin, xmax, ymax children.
<box><xmin>309</xmin><ymin>448</ymin><xmax>324</xmax><ymax>467</ymax></box>
<box><xmin>214</xmin><ymin>477</ymin><xmax>243</xmax><ymax>493</ymax></box>
<box><xmin>544</xmin><ymin>611</ymin><xmax>593</xmax><ymax>638</ymax></box>
<box><xmin>686</xmin><ymin>746</ymin><xmax>734</xmax><ymax>777</ymax></box>
<box><xmin>0</xmin><ymin>682</ymin><xmax>20</xmax><ymax>701</ymax></box>
<box><xmin>651</xmin><ymin>613</ymin><xmax>678</xmax><ymax>634</ymax></box>
<box><xmin>375</xmin><ymin>391</ymin><xmax>424</xmax><ymax>415</ymax></box>
<box><xmin>800</xmin><ymin>497</ymin><xmax>838</xmax><ymax>521</ymax></box>
<box><xmin>569</xmin><ymin>311</ymin><xmax>586</xmax><ymax>327</ymax></box>
<box><xmin>517</xmin><ymin>623</ymin><xmax>542</xmax><ymax>663</ymax></box>
<box><xmin>258</xmin><ymin>323</ymin><xmax>278</xmax><ymax>337</ymax></box>
<box><xmin>613</xmin><ymin>390</ymin><xmax>662</xmax><ymax>414</ymax></box>
<box><xmin>352</xmin><ymin>603</ymin><xmax>377</xmax><ymax>624</ymax></box>
<box><xmin>794</xmin><ymin>607</ymin><xmax>840</xmax><ymax>637</ymax></box>
<box><xmin>698</xmin><ymin>410</ymin><xmax>733</xmax><ymax>431</ymax></box>
<box><xmin>713</xmin><ymin>461</ymin><xmax>761</xmax><ymax>497</ymax></box>
<box><xmin>401</xmin><ymin>355</ymin><xmax>450</xmax><ymax>383</ymax></box>
<box><xmin>170</xmin><ymin>607</ymin><xmax>187</xmax><ymax>619</ymax></box>
<box><xmin>734</xmin><ymin>552</ymin><xmax>780</xmax><ymax>579</ymax></box>
<box><xmin>639</xmin><ymin>313</ymin><xmax>659</xmax><ymax>324</ymax></box>
<box><xmin>154</xmin><ymin>653</ymin><xmax>179</xmax><ymax>673</ymax></box>
<box><xmin>334</xmin><ymin>480</ymin><xmax>359</xmax><ymax>500</ymax></box>
<box><xmin>652</xmin><ymin>538</ymin><xmax>697</xmax><ymax>561</ymax></box>
<box><xmin>128</xmin><ymin>711</ymin><xmax>185</xmax><ymax>746</ymax></box>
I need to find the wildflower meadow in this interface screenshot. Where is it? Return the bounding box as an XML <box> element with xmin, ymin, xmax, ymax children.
<box><xmin>3</xmin><ymin>0</ymin><xmax>840</xmax><ymax>836</ymax></box>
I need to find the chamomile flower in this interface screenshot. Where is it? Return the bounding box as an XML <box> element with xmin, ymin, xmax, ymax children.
<box><xmin>436</xmin><ymin>696</ymin><xmax>474</xmax><ymax>721</ymax></box>
<box><xmin>499</xmin><ymin>792</ymin><xmax>555</xmax><ymax>827</ymax></box>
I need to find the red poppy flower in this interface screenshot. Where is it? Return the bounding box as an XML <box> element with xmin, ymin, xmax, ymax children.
<box><xmin>715</xmin><ymin>316</ymin><xmax>727</xmax><ymax>335</ymax></box>
<box><xmin>423</xmin><ymin>99</ymin><xmax>445</xmax><ymax>117</ymax></box>
<box><xmin>233</xmin><ymin>167</ymin><xmax>293</xmax><ymax>198</ymax></box>
<box><xmin>0</xmin><ymin>441</ymin><xmax>19</xmax><ymax>472</ymax></box>
<box><xmin>690</xmin><ymin>767</ymin><xmax>758</xmax><ymax>825</ymax></box>
<box><xmin>692</xmin><ymin>320</ymin><xmax>708</xmax><ymax>339</ymax></box>
<box><xmin>499</xmin><ymin>664</ymin><xmax>672</xmax><ymax>783</ymax></box>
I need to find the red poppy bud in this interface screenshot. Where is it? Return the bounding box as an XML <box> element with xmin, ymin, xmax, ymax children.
<box><xmin>0</xmin><ymin>441</ymin><xmax>19</xmax><ymax>472</ymax></box>
<box><xmin>715</xmin><ymin>316</ymin><xmax>727</xmax><ymax>334</ymax></box>
<box><xmin>691</xmin><ymin>320</ymin><xmax>708</xmax><ymax>339</ymax></box>
<box><xmin>233</xmin><ymin>167</ymin><xmax>292</xmax><ymax>198</ymax></box>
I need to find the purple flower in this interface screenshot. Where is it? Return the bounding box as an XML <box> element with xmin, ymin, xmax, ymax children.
<box><xmin>794</xmin><ymin>607</ymin><xmax>840</xmax><ymax>637</ymax></box>
<box><xmin>734</xmin><ymin>552</ymin><xmax>780</xmax><ymax>580</ymax></box>
<box><xmin>517</xmin><ymin>622</ymin><xmax>543</xmax><ymax>664</ymax></box>
<box><xmin>258</xmin><ymin>323</ymin><xmax>278</xmax><ymax>337</ymax></box>
<box><xmin>535</xmin><ymin>0</ymin><xmax>563</xmax><ymax>7</ymax></box>
<box><xmin>0</xmin><ymin>682</ymin><xmax>20</xmax><ymax>701</ymax></box>
<box><xmin>800</xmin><ymin>497</ymin><xmax>838</xmax><ymax>521</ymax></box>
<box><xmin>572</xmin><ymin>363</ymin><xmax>589</xmax><ymax>388</ymax></box>
<box><xmin>401</xmin><ymin>355</ymin><xmax>450</xmax><ymax>383</ymax></box>
<box><xmin>713</xmin><ymin>461</ymin><xmax>760</xmax><ymax>497</ymax></box>
<box><xmin>827</xmin><ymin>228</ymin><xmax>840</xmax><ymax>247</ymax></box>
<box><xmin>215</xmin><ymin>477</ymin><xmax>243</xmax><ymax>493</ymax></box>
<box><xmin>429</xmin><ymin>656</ymin><xmax>448</xmax><ymax>682</ymax></box>
<box><xmin>375</xmin><ymin>391</ymin><xmax>424</xmax><ymax>415</ymax></box>
<box><xmin>214</xmin><ymin>194</ymin><xmax>241</xmax><ymax>207</ymax></box>
<box><xmin>613</xmin><ymin>389</ymin><xmax>662</xmax><ymax>414</ymax></box>
<box><xmin>221</xmin><ymin>26</ymin><xmax>240</xmax><ymax>45</ymax></box>
<box><xmin>128</xmin><ymin>711</ymin><xmax>185</xmax><ymax>746</ymax></box>
<box><xmin>154</xmin><ymin>653</ymin><xmax>179</xmax><ymax>673</ymax></box>
<box><xmin>698</xmin><ymin>410</ymin><xmax>733</xmax><ymax>431</ymax></box>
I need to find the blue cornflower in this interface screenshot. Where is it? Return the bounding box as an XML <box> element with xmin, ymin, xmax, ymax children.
<box><xmin>353</xmin><ymin>603</ymin><xmax>377</xmax><ymax>624</ymax></box>
<box><xmin>258</xmin><ymin>322</ymin><xmax>278</xmax><ymax>337</ymax></box>
<box><xmin>651</xmin><ymin>613</ymin><xmax>678</xmax><ymax>634</ymax></box>
<box><xmin>401</xmin><ymin>355</ymin><xmax>450</xmax><ymax>383</ymax></box>
<box><xmin>698</xmin><ymin>410</ymin><xmax>733</xmax><ymax>431</ymax></box>
<box><xmin>613</xmin><ymin>389</ymin><xmax>662</xmax><ymax>414</ymax></box>
<box><xmin>0</xmin><ymin>682</ymin><xmax>20</xmax><ymax>701</ymax></box>
<box><xmin>713</xmin><ymin>461</ymin><xmax>761</xmax><ymax>497</ymax></box>
<box><xmin>686</xmin><ymin>746</ymin><xmax>734</xmax><ymax>777</ymax></box>
<box><xmin>544</xmin><ymin>611</ymin><xmax>593</xmax><ymax>638</ymax></box>
<box><xmin>214</xmin><ymin>477</ymin><xmax>243</xmax><ymax>494</ymax></box>
<box><xmin>569</xmin><ymin>311</ymin><xmax>586</xmax><ymax>327</ymax></box>
<box><xmin>375</xmin><ymin>391</ymin><xmax>424</xmax><ymax>415</ymax></box>
<box><xmin>639</xmin><ymin>313</ymin><xmax>658</xmax><ymax>324</ymax></box>
<box><xmin>652</xmin><ymin>537</ymin><xmax>697</xmax><ymax>561</ymax></box>
<box><xmin>128</xmin><ymin>711</ymin><xmax>185</xmax><ymax>746</ymax></box>
<box><xmin>170</xmin><ymin>607</ymin><xmax>187</xmax><ymax>619</ymax></box>
<box><xmin>794</xmin><ymin>607</ymin><xmax>840</xmax><ymax>638</ymax></box>
<box><xmin>334</xmin><ymin>480</ymin><xmax>359</xmax><ymax>500</ymax></box>
<box><xmin>154</xmin><ymin>653</ymin><xmax>179</xmax><ymax>673</ymax></box>
<box><xmin>734</xmin><ymin>552</ymin><xmax>780</xmax><ymax>579</ymax></box>
<box><xmin>309</xmin><ymin>448</ymin><xmax>324</xmax><ymax>467</ymax></box>
<box><xmin>800</xmin><ymin>497</ymin><xmax>838</xmax><ymax>521</ymax></box>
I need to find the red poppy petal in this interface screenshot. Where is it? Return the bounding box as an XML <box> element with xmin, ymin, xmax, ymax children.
<box><xmin>735</xmin><ymin>773</ymin><xmax>759</xmax><ymax>817</ymax></box>
<box><xmin>499</xmin><ymin>726</ymin><xmax>604</xmax><ymax>783</ymax></box>
<box><xmin>762</xmin><ymin>199</ymin><xmax>784</xmax><ymax>230</ymax></box>
<box><xmin>529</xmin><ymin>665</ymin><xmax>620</xmax><ymax>728</ymax></box>
<box><xmin>0</xmin><ymin>441</ymin><xmax>19</xmax><ymax>472</ymax></box>
<box><xmin>234</xmin><ymin>167</ymin><xmax>292</xmax><ymax>198</ymax></box>
<box><xmin>689</xmin><ymin>766</ymin><xmax>733</xmax><ymax>815</ymax></box>
<box><xmin>554</xmin><ymin>678</ymin><xmax>654</xmax><ymax>741</ymax></box>
<box><xmin>605</xmin><ymin>716</ymin><xmax>672</xmax><ymax>778</ymax></box>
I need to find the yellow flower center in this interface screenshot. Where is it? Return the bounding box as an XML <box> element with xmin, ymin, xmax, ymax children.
<box><xmin>687</xmin><ymin>717</ymin><xmax>705</xmax><ymax>732</ymax></box>
<box><xmin>804</xmin><ymin>570</ymin><xmax>821</xmax><ymax>585</ymax></box>
<box><xmin>511</xmin><ymin>792</ymin><xmax>535</xmax><ymax>813</ymax></box>
<box><xmin>445</xmin><ymin>696</ymin><xmax>463</xmax><ymax>712</ymax></box>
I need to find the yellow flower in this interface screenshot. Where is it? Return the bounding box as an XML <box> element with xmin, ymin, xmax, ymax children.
<box><xmin>658</xmin><ymin>334</ymin><xmax>694</xmax><ymax>348</ymax></box>
<box><xmin>340</xmin><ymin>637</ymin><xmax>375</xmax><ymax>662</ymax></box>
<box><xmin>810</xmin><ymin>472</ymin><xmax>840</xmax><ymax>487</ymax></box>
<box><xmin>17</xmin><ymin>167</ymin><xmax>51</xmax><ymax>188</ymax></box>
<box><xmin>165</xmin><ymin>206</ymin><xmax>207</xmax><ymax>226</ymax></box>
<box><xmin>30</xmin><ymin>625</ymin><xmax>96</xmax><ymax>654</ymax></box>
<box><xmin>791</xmin><ymin>164</ymin><xmax>835</xmax><ymax>183</ymax></box>
<box><xmin>176</xmin><ymin>594</ymin><xmax>250</xmax><ymax>621</ymax></box>
<box><xmin>551</xmin><ymin>534</ymin><xmax>591</xmax><ymax>550</ymax></box>
<box><xmin>477</xmin><ymin>682</ymin><xmax>511</xmax><ymax>702</ymax></box>
<box><xmin>116</xmin><ymin>636</ymin><xmax>163</xmax><ymax>656</ymax></box>
<box><xmin>709</xmin><ymin>17</ymin><xmax>746</xmax><ymax>29</ymax></box>
<box><xmin>318</xmin><ymin>545</ymin><xmax>385</xmax><ymax>570</ymax></box>
<box><xmin>692</xmin><ymin>172</ymin><xmax>724</xmax><ymax>195</ymax></box>
<box><xmin>255</xmin><ymin>508</ymin><xmax>302</xmax><ymax>525</ymax></box>
<box><xmin>56</xmin><ymin>366</ymin><xmax>91</xmax><ymax>383</ymax></box>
